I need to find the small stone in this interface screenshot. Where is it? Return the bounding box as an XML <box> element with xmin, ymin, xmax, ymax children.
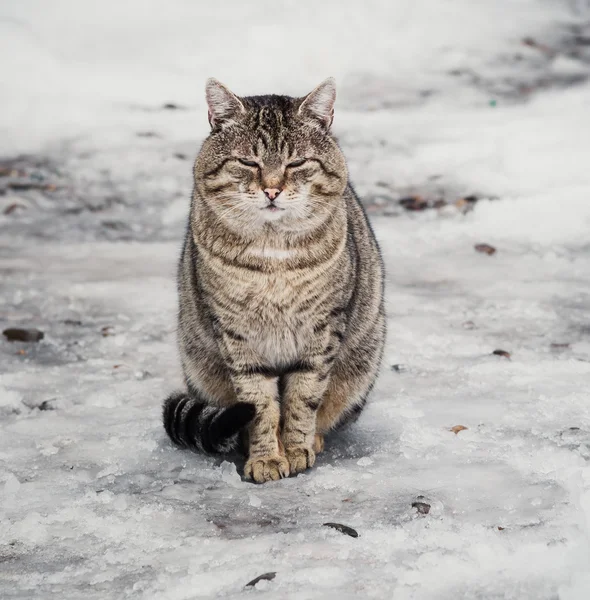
<box><xmin>323</xmin><ymin>522</ymin><xmax>359</xmax><ymax>538</ymax></box>
<box><xmin>245</xmin><ymin>572</ymin><xmax>276</xmax><ymax>588</ymax></box>
<box><xmin>3</xmin><ymin>328</ymin><xmax>44</xmax><ymax>342</ymax></box>
<box><xmin>449</xmin><ymin>425</ymin><xmax>467</xmax><ymax>434</ymax></box>
<box><xmin>38</xmin><ymin>399</ymin><xmax>56</xmax><ymax>411</ymax></box>
<box><xmin>475</xmin><ymin>243</ymin><xmax>496</xmax><ymax>255</ymax></box>
<box><xmin>455</xmin><ymin>195</ymin><xmax>479</xmax><ymax>213</ymax></box>
<box><xmin>391</xmin><ymin>364</ymin><xmax>407</xmax><ymax>373</ymax></box>
<box><xmin>412</xmin><ymin>498</ymin><xmax>431</xmax><ymax>514</ymax></box>
<box><xmin>399</xmin><ymin>196</ymin><xmax>428</xmax><ymax>211</ymax></box>
<box><xmin>492</xmin><ymin>349</ymin><xmax>511</xmax><ymax>359</ymax></box>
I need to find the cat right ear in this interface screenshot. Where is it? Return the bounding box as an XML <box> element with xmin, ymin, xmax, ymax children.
<box><xmin>298</xmin><ymin>78</ymin><xmax>336</xmax><ymax>130</ymax></box>
<box><xmin>205</xmin><ymin>78</ymin><xmax>245</xmax><ymax>129</ymax></box>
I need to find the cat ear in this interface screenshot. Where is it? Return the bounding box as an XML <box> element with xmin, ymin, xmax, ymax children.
<box><xmin>205</xmin><ymin>78</ymin><xmax>245</xmax><ymax>129</ymax></box>
<box><xmin>298</xmin><ymin>78</ymin><xmax>336</xmax><ymax>130</ymax></box>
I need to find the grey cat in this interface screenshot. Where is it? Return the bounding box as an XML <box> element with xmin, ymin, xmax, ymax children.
<box><xmin>163</xmin><ymin>78</ymin><xmax>385</xmax><ymax>483</ymax></box>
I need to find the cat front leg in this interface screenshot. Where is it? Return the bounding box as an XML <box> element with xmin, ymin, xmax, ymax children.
<box><xmin>230</xmin><ymin>370</ymin><xmax>289</xmax><ymax>483</ymax></box>
<box><xmin>217</xmin><ymin>327</ymin><xmax>290</xmax><ymax>483</ymax></box>
<box><xmin>281</xmin><ymin>317</ymin><xmax>344</xmax><ymax>474</ymax></box>
<box><xmin>281</xmin><ymin>358</ymin><xmax>332</xmax><ymax>475</ymax></box>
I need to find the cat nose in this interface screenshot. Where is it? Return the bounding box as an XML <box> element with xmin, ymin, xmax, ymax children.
<box><xmin>263</xmin><ymin>188</ymin><xmax>282</xmax><ymax>201</ymax></box>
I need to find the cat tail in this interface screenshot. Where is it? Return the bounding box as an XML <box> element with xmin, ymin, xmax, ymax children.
<box><xmin>162</xmin><ymin>391</ymin><xmax>256</xmax><ymax>454</ymax></box>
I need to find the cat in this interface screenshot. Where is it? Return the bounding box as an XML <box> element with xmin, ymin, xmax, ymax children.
<box><xmin>162</xmin><ymin>78</ymin><xmax>385</xmax><ymax>483</ymax></box>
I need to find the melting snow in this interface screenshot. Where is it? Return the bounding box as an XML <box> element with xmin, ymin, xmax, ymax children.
<box><xmin>1</xmin><ymin>1</ymin><xmax>590</xmax><ymax>598</ymax></box>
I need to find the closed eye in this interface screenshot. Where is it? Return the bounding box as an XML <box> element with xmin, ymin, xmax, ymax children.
<box><xmin>237</xmin><ymin>158</ymin><xmax>260</xmax><ymax>168</ymax></box>
<box><xmin>286</xmin><ymin>158</ymin><xmax>307</xmax><ymax>168</ymax></box>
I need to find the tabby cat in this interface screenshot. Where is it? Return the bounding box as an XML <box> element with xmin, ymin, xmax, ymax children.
<box><xmin>163</xmin><ymin>78</ymin><xmax>385</xmax><ymax>483</ymax></box>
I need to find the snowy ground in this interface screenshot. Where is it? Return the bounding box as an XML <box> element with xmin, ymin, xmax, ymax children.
<box><xmin>2</xmin><ymin>1</ymin><xmax>590</xmax><ymax>598</ymax></box>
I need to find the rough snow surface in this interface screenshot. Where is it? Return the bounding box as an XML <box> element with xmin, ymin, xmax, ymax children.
<box><xmin>2</xmin><ymin>1</ymin><xmax>590</xmax><ymax>599</ymax></box>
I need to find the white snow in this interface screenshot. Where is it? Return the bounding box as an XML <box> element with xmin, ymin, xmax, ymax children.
<box><xmin>2</xmin><ymin>1</ymin><xmax>590</xmax><ymax>599</ymax></box>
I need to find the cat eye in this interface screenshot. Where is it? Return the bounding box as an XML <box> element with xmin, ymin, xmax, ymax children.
<box><xmin>286</xmin><ymin>158</ymin><xmax>307</xmax><ymax>168</ymax></box>
<box><xmin>237</xmin><ymin>158</ymin><xmax>260</xmax><ymax>168</ymax></box>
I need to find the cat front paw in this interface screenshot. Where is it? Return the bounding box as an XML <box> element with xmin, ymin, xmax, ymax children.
<box><xmin>244</xmin><ymin>454</ymin><xmax>290</xmax><ymax>483</ymax></box>
<box><xmin>285</xmin><ymin>446</ymin><xmax>316</xmax><ymax>475</ymax></box>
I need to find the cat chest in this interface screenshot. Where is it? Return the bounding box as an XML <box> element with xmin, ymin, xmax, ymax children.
<box><xmin>222</xmin><ymin>273</ymin><xmax>324</xmax><ymax>365</ymax></box>
<box><xmin>248</xmin><ymin>287</ymin><xmax>312</xmax><ymax>365</ymax></box>
<box><xmin>246</xmin><ymin>322</ymin><xmax>306</xmax><ymax>366</ymax></box>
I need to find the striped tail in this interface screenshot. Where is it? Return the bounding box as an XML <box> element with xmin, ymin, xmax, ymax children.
<box><xmin>162</xmin><ymin>391</ymin><xmax>255</xmax><ymax>454</ymax></box>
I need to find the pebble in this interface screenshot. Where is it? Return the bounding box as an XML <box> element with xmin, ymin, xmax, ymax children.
<box><xmin>3</xmin><ymin>328</ymin><xmax>44</xmax><ymax>342</ymax></box>
<box><xmin>323</xmin><ymin>522</ymin><xmax>359</xmax><ymax>538</ymax></box>
<box><xmin>474</xmin><ymin>243</ymin><xmax>497</xmax><ymax>255</ymax></box>
<box><xmin>399</xmin><ymin>196</ymin><xmax>428</xmax><ymax>211</ymax></box>
<box><xmin>412</xmin><ymin>496</ymin><xmax>431</xmax><ymax>514</ymax></box>
<box><xmin>449</xmin><ymin>425</ymin><xmax>468</xmax><ymax>434</ymax></box>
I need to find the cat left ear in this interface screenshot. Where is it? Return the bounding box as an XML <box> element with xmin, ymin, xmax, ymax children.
<box><xmin>205</xmin><ymin>78</ymin><xmax>245</xmax><ymax>129</ymax></box>
<box><xmin>298</xmin><ymin>78</ymin><xmax>336</xmax><ymax>130</ymax></box>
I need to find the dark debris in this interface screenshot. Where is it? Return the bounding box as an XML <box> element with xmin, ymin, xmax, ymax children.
<box><xmin>3</xmin><ymin>328</ymin><xmax>45</xmax><ymax>342</ymax></box>
<box><xmin>475</xmin><ymin>243</ymin><xmax>497</xmax><ymax>255</ymax></box>
<box><xmin>412</xmin><ymin>496</ymin><xmax>431</xmax><ymax>515</ymax></box>
<box><xmin>323</xmin><ymin>522</ymin><xmax>359</xmax><ymax>538</ymax></box>
<box><xmin>244</xmin><ymin>572</ymin><xmax>276</xmax><ymax>588</ymax></box>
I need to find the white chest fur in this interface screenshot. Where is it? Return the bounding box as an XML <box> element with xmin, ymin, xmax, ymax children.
<box><xmin>244</xmin><ymin>246</ymin><xmax>297</xmax><ymax>260</ymax></box>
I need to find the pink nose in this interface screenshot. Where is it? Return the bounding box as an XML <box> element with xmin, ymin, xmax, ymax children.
<box><xmin>263</xmin><ymin>188</ymin><xmax>282</xmax><ymax>201</ymax></box>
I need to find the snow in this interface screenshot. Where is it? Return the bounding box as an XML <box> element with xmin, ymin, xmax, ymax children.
<box><xmin>1</xmin><ymin>1</ymin><xmax>590</xmax><ymax>598</ymax></box>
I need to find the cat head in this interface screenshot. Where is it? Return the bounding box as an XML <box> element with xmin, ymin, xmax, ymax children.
<box><xmin>194</xmin><ymin>78</ymin><xmax>348</xmax><ymax>235</ymax></box>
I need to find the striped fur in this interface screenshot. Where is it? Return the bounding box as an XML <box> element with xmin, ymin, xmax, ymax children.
<box><xmin>163</xmin><ymin>78</ymin><xmax>385</xmax><ymax>482</ymax></box>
